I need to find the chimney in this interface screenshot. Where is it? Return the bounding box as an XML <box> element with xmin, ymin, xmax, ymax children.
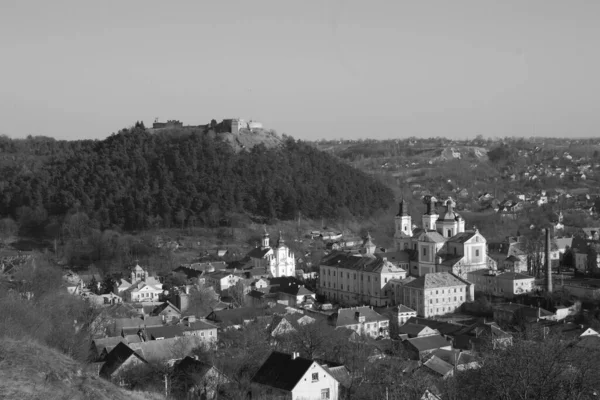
<box><xmin>291</xmin><ymin>352</ymin><xmax>299</xmax><ymax>360</ymax></box>
<box><xmin>545</xmin><ymin>228</ymin><xmax>553</xmax><ymax>293</ymax></box>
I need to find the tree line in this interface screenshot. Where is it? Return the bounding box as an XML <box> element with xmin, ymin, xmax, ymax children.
<box><xmin>0</xmin><ymin>125</ymin><xmax>393</xmax><ymax>232</ymax></box>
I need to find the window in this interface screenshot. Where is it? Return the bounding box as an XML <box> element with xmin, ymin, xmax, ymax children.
<box><xmin>447</xmin><ymin>229</ymin><xmax>452</xmax><ymax>237</ymax></box>
<box><xmin>423</xmin><ymin>247</ymin><xmax>427</xmax><ymax>256</ymax></box>
<box><xmin>312</xmin><ymin>373</ymin><xmax>319</xmax><ymax>382</ymax></box>
<box><xmin>430</xmin><ymin>300</ymin><xmax>432</xmax><ymax>304</ymax></box>
<box><xmin>354</xmin><ymin>274</ymin><xmax>356</xmax><ymax>279</ymax></box>
<box><xmin>347</xmin><ymin>273</ymin><xmax>350</xmax><ymax>278</ymax></box>
<box><xmin>460</xmin><ymin>296</ymin><xmax>463</xmax><ymax>301</ymax></box>
<box><xmin>454</xmin><ymin>247</ymin><xmax>457</xmax><ymax>255</ymax></box>
<box><xmin>454</xmin><ymin>297</ymin><xmax>456</xmax><ymax>301</ymax></box>
<box><xmin>321</xmin><ymin>389</ymin><xmax>330</xmax><ymax>399</ymax></box>
<box><xmin>368</xmin><ymin>276</ymin><xmax>370</xmax><ymax>282</ymax></box>
<box><xmin>385</xmin><ymin>278</ymin><xmax>388</xmax><ymax>283</ymax></box>
<box><xmin>475</xmin><ymin>249</ymin><xmax>480</xmax><ymax>257</ymax></box>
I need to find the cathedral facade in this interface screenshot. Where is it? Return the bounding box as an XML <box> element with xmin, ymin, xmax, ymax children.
<box><xmin>394</xmin><ymin>196</ymin><xmax>492</xmax><ymax>279</ymax></box>
<box><xmin>248</xmin><ymin>230</ymin><xmax>296</xmax><ymax>278</ymax></box>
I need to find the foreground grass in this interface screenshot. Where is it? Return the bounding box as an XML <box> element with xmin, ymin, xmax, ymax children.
<box><xmin>0</xmin><ymin>337</ymin><xmax>164</xmax><ymax>400</ymax></box>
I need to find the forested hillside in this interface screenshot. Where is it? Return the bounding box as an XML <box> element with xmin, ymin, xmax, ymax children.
<box><xmin>0</xmin><ymin>125</ymin><xmax>393</xmax><ymax>231</ymax></box>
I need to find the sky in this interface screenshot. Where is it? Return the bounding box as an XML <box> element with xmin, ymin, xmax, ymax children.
<box><xmin>1</xmin><ymin>0</ymin><xmax>599</xmax><ymax>141</ymax></box>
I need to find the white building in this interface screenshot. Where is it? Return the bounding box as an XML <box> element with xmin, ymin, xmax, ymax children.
<box><xmin>467</xmin><ymin>270</ymin><xmax>535</xmax><ymax>299</ymax></box>
<box><xmin>248</xmin><ymin>230</ymin><xmax>296</xmax><ymax>278</ymax></box>
<box><xmin>334</xmin><ymin>306</ymin><xmax>390</xmax><ymax>338</ymax></box>
<box><xmin>252</xmin><ymin>351</ymin><xmax>341</xmax><ymax>400</ymax></box>
<box><xmin>120</xmin><ymin>265</ymin><xmax>163</xmax><ymax>302</ymax></box>
<box><xmin>403</xmin><ymin>272</ymin><xmax>474</xmax><ymax>318</ymax></box>
<box><xmin>319</xmin><ymin>242</ymin><xmax>407</xmax><ymax>307</ymax></box>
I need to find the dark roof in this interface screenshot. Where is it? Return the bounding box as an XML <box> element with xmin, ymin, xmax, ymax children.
<box><xmin>405</xmin><ymin>317</ymin><xmax>466</xmax><ymax>336</ymax></box>
<box><xmin>406</xmin><ymin>335</ymin><xmax>452</xmax><ymax>352</ymax></box>
<box><xmin>496</xmin><ymin>272</ymin><xmax>534</xmax><ymax>281</ymax></box>
<box><xmin>423</xmin><ymin>355</ymin><xmax>454</xmax><ymax>376</ymax></box>
<box><xmin>336</xmin><ymin>306</ymin><xmax>388</xmax><ymax>327</ymax></box>
<box><xmin>398</xmin><ymin>323</ymin><xmax>434</xmax><ymax>337</ymax></box>
<box><xmin>152</xmin><ymin>301</ymin><xmax>181</xmax><ymax>316</ymax></box>
<box><xmin>100</xmin><ymin>342</ymin><xmax>146</xmax><ymax>378</ymax></box>
<box><xmin>173</xmin><ymin>356</ymin><xmax>214</xmax><ymax>380</ymax></box>
<box><xmin>430</xmin><ymin>349</ymin><xmax>477</xmax><ymax>366</ymax></box>
<box><xmin>404</xmin><ymin>272</ymin><xmax>470</xmax><ymax>290</ymax></box>
<box><xmin>248</xmin><ymin>247</ymin><xmax>272</xmax><ymax>259</ymax></box>
<box><xmin>395</xmin><ymin>305</ymin><xmax>416</xmax><ymax>314</ymax></box>
<box><xmin>206</xmin><ymin>307</ymin><xmax>268</xmax><ymax>325</ymax></box>
<box><xmin>448</xmin><ymin>231</ymin><xmax>478</xmax><ymax>244</ymax></box>
<box><xmin>320</xmin><ymin>251</ymin><xmax>406</xmax><ymax>274</ymax></box>
<box><xmin>146</xmin><ymin>325</ymin><xmax>184</xmax><ymax>340</ymax></box>
<box><xmin>252</xmin><ymin>351</ymin><xmax>316</xmax><ymax>391</ymax></box>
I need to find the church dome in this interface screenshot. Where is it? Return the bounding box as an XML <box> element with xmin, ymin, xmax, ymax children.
<box><xmin>437</xmin><ymin>199</ymin><xmax>462</xmax><ymax>222</ymax></box>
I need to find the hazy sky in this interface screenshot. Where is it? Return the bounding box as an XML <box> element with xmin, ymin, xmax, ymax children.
<box><xmin>1</xmin><ymin>0</ymin><xmax>599</xmax><ymax>141</ymax></box>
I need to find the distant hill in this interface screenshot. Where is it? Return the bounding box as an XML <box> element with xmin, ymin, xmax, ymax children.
<box><xmin>0</xmin><ymin>337</ymin><xmax>163</xmax><ymax>400</ymax></box>
<box><xmin>0</xmin><ymin>125</ymin><xmax>393</xmax><ymax>230</ymax></box>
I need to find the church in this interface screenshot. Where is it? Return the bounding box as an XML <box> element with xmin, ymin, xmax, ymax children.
<box><xmin>248</xmin><ymin>230</ymin><xmax>296</xmax><ymax>278</ymax></box>
<box><xmin>394</xmin><ymin>196</ymin><xmax>493</xmax><ymax>278</ymax></box>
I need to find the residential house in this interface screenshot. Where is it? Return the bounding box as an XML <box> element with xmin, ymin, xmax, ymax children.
<box><xmin>205</xmin><ymin>307</ymin><xmax>273</xmax><ymax>330</ymax></box>
<box><xmin>172</xmin><ymin>356</ymin><xmax>230</xmax><ymax>400</ymax></box>
<box><xmin>390</xmin><ymin>304</ymin><xmax>417</xmax><ymax>330</ymax></box>
<box><xmin>404</xmin><ymin>317</ymin><xmax>467</xmax><ymax>338</ymax></box>
<box><xmin>128</xmin><ymin>336</ymin><xmax>206</xmax><ymax>365</ymax></box>
<box><xmin>251</xmin><ymin>351</ymin><xmax>341</xmax><ymax>400</ymax></box>
<box><xmin>404</xmin><ymin>335</ymin><xmax>453</xmax><ymax>360</ymax></box>
<box><xmin>429</xmin><ymin>349</ymin><xmax>480</xmax><ymax>371</ymax></box>
<box><xmin>151</xmin><ymin>301</ymin><xmax>181</xmax><ymax>322</ymax></box>
<box><xmin>110</xmin><ymin>316</ymin><xmax>164</xmax><ymax>337</ymax></box>
<box><xmin>402</xmin><ymin>272</ymin><xmax>474</xmax><ymax>318</ymax></box>
<box><xmin>467</xmin><ymin>270</ymin><xmax>535</xmax><ymax>299</ymax></box>
<box><xmin>492</xmin><ymin>303</ymin><xmax>555</xmax><ymax>327</ymax></box>
<box><xmin>421</xmin><ymin>355</ymin><xmax>454</xmax><ymax>380</ymax></box>
<box><xmin>99</xmin><ymin>342</ymin><xmax>147</xmax><ymax>382</ymax></box>
<box><xmin>179</xmin><ymin>316</ymin><xmax>218</xmax><ymax>347</ymax></box>
<box><xmin>332</xmin><ymin>306</ymin><xmax>389</xmax><ymax>338</ymax></box>
<box><xmin>397</xmin><ymin>323</ymin><xmax>439</xmax><ymax>338</ymax></box>
<box><xmin>145</xmin><ymin>325</ymin><xmax>184</xmax><ymax>340</ymax></box>
<box><xmin>269</xmin><ymin>313</ymin><xmax>317</xmax><ymax>338</ymax></box>
<box><xmin>204</xmin><ymin>271</ymin><xmax>242</xmax><ymax>294</ymax></box>
<box><xmin>453</xmin><ymin>321</ymin><xmax>513</xmax><ymax>350</ymax></box>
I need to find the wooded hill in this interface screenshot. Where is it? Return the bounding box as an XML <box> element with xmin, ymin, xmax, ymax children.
<box><xmin>0</xmin><ymin>124</ymin><xmax>393</xmax><ymax>231</ymax></box>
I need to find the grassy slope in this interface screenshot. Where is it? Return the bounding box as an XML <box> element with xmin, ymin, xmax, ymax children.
<box><xmin>0</xmin><ymin>337</ymin><xmax>164</xmax><ymax>400</ymax></box>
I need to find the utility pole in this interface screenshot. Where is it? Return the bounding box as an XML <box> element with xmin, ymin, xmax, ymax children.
<box><xmin>164</xmin><ymin>374</ymin><xmax>168</xmax><ymax>397</ymax></box>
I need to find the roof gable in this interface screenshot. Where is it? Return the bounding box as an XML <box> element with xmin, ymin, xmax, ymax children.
<box><xmin>252</xmin><ymin>351</ymin><xmax>324</xmax><ymax>392</ymax></box>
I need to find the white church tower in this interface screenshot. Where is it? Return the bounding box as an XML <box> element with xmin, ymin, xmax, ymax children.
<box><xmin>422</xmin><ymin>195</ymin><xmax>438</xmax><ymax>231</ymax></box>
<box><xmin>394</xmin><ymin>199</ymin><xmax>413</xmax><ymax>250</ymax></box>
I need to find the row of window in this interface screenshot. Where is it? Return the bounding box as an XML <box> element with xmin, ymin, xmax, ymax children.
<box><xmin>429</xmin><ymin>296</ymin><xmax>462</xmax><ymax>304</ymax></box>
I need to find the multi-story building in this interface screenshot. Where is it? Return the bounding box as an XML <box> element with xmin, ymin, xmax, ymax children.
<box><xmin>319</xmin><ymin>246</ymin><xmax>407</xmax><ymax>307</ymax></box>
<box><xmin>467</xmin><ymin>270</ymin><xmax>535</xmax><ymax>299</ymax></box>
<box><xmin>394</xmin><ymin>197</ymin><xmax>493</xmax><ymax>279</ymax></box>
<box><xmin>403</xmin><ymin>272</ymin><xmax>474</xmax><ymax>318</ymax></box>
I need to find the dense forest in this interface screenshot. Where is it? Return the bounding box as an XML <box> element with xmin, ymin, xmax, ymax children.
<box><xmin>0</xmin><ymin>124</ymin><xmax>393</xmax><ymax>232</ymax></box>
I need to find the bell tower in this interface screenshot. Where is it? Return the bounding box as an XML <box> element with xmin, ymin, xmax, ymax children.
<box><xmin>395</xmin><ymin>198</ymin><xmax>412</xmax><ymax>236</ymax></box>
<box><xmin>261</xmin><ymin>228</ymin><xmax>270</xmax><ymax>250</ymax></box>
<box><xmin>422</xmin><ymin>196</ymin><xmax>438</xmax><ymax>230</ymax></box>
